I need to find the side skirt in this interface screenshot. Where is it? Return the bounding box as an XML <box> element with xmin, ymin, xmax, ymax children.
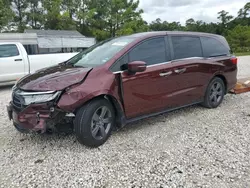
<box><xmin>122</xmin><ymin>101</ymin><xmax>203</xmax><ymax>125</ymax></box>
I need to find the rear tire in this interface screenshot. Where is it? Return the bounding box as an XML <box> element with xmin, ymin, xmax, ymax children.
<box><xmin>74</xmin><ymin>99</ymin><xmax>115</xmax><ymax>147</ymax></box>
<box><xmin>202</xmin><ymin>77</ymin><xmax>225</xmax><ymax>108</ymax></box>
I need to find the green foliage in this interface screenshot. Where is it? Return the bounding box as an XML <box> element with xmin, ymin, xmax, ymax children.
<box><xmin>26</xmin><ymin>0</ymin><xmax>44</xmax><ymax>29</ymax></box>
<box><xmin>2</xmin><ymin>1</ymin><xmax>250</xmax><ymax>53</ymax></box>
<box><xmin>0</xmin><ymin>0</ymin><xmax>14</xmax><ymax>32</ymax></box>
<box><xmin>43</xmin><ymin>0</ymin><xmax>62</xmax><ymax>30</ymax></box>
<box><xmin>149</xmin><ymin>18</ymin><xmax>184</xmax><ymax>31</ymax></box>
<box><xmin>148</xmin><ymin>2</ymin><xmax>250</xmax><ymax>53</ymax></box>
<box><xmin>86</xmin><ymin>0</ymin><xmax>147</xmax><ymax>41</ymax></box>
<box><xmin>12</xmin><ymin>0</ymin><xmax>29</xmax><ymax>32</ymax></box>
<box><xmin>227</xmin><ymin>25</ymin><xmax>250</xmax><ymax>52</ymax></box>
<box><xmin>185</xmin><ymin>19</ymin><xmax>219</xmax><ymax>33</ymax></box>
<box><xmin>235</xmin><ymin>51</ymin><xmax>250</xmax><ymax>56</ymax></box>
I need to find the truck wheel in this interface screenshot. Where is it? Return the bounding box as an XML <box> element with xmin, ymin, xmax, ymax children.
<box><xmin>202</xmin><ymin>77</ymin><xmax>225</xmax><ymax>108</ymax></box>
<box><xmin>13</xmin><ymin>123</ymin><xmax>29</xmax><ymax>133</ymax></box>
<box><xmin>74</xmin><ymin>99</ymin><xmax>115</xmax><ymax>147</ymax></box>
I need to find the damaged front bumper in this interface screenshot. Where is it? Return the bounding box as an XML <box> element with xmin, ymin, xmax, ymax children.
<box><xmin>7</xmin><ymin>102</ymin><xmax>65</xmax><ymax>133</ymax></box>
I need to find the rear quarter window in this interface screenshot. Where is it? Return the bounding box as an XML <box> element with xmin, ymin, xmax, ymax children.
<box><xmin>171</xmin><ymin>36</ymin><xmax>202</xmax><ymax>59</ymax></box>
<box><xmin>0</xmin><ymin>44</ymin><xmax>19</xmax><ymax>58</ymax></box>
<box><xmin>200</xmin><ymin>37</ymin><xmax>230</xmax><ymax>57</ymax></box>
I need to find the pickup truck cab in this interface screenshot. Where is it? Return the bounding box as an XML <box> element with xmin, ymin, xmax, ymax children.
<box><xmin>0</xmin><ymin>42</ymin><xmax>77</xmax><ymax>86</ymax></box>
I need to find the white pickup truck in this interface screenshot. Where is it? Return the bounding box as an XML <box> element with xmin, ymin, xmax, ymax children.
<box><xmin>0</xmin><ymin>42</ymin><xmax>78</xmax><ymax>86</ymax></box>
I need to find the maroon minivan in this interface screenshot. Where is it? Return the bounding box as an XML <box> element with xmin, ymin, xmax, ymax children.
<box><xmin>7</xmin><ymin>31</ymin><xmax>237</xmax><ymax>147</ymax></box>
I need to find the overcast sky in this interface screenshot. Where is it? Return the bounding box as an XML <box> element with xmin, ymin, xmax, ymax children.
<box><xmin>139</xmin><ymin>0</ymin><xmax>249</xmax><ymax>25</ymax></box>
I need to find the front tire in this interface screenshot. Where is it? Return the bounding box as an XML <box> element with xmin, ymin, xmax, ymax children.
<box><xmin>13</xmin><ymin>123</ymin><xmax>29</xmax><ymax>133</ymax></box>
<box><xmin>74</xmin><ymin>99</ymin><xmax>115</xmax><ymax>147</ymax></box>
<box><xmin>202</xmin><ymin>77</ymin><xmax>225</xmax><ymax>108</ymax></box>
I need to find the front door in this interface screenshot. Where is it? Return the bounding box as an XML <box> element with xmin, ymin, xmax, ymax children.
<box><xmin>0</xmin><ymin>44</ymin><xmax>25</xmax><ymax>83</ymax></box>
<box><xmin>120</xmin><ymin>37</ymin><xmax>176</xmax><ymax>119</ymax></box>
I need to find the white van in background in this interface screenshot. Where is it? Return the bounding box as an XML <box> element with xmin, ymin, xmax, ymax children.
<box><xmin>0</xmin><ymin>42</ymin><xmax>78</xmax><ymax>86</ymax></box>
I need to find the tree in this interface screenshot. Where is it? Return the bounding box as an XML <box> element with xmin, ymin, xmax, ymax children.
<box><xmin>75</xmin><ymin>0</ymin><xmax>97</xmax><ymax>37</ymax></box>
<box><xmin>149</xmin><ymin>18</ymin><xmax>184</xmax><ymax>31</ymax></box>
<box><xmin>238</xmin><ymin>8</ymin><xmax>246</xmax><ymax>19</ymax></box>
<box><xmin>217</xmin><ymin>10</ymin><xmax>233</xmax><ymax>27</ymax></box>
<box><xmin>186</xmin><ymin>18</ymin><xmax>196</xmax><ymax>31</ymax></box>
<box><xmin>185</xmin><ymin>18</ymin><xmax>220</xmax><ymax>34</ymax></box>
<box><xmin>42</xmin><ymin>0</ymin><xmax>62</xmax><ymax>30</ymax></box>
<box><xmin>243</xmin><ymin>2</ymin><xmax>250</xmax><ymax>17</ymax></box>
<box><xmin>12</xmin><ymin>0</ymin><xmax>28</xmax><ymax>32</ymax></box>
<box><xmin>87</xmin><ymin>0</ymin><xmax>147</xmax><ymax>41</ymax></box>
<box><xmin>61</xmin><ymin>0</ymin><xmax>78</xmax><ymax>30</ymax></box>
<box><xmin>217</xmin><ymin>10</ymin><xmax>233</xmax><ymax>35</ymax></box>
<box><xmin>0</xmin><ymin>0</ymin><xmax>14</xmax><ymax>32</ymax></box>
<box><xmin>62</xmin><ymin>0</ymin><xmax>78</xmax><ymax>19</ymax></box>
<box><xmin>42</xmin><ymin>0</ymin><xmax>75</xmax><ymax>30</ymax></box>
<box><xmin>26</xmin><ymin>0</ymin><xmax>44</xmax><ymax>29</ymax></box>
<box><xmin>149</xmin><ymin>18</ymin><xmax>165</xmax><ymax>31</ymax></box>
<box><xmin>227</xmin><ymin>25</ymin><xmax>250</xmax><ymax>52</ymax></box>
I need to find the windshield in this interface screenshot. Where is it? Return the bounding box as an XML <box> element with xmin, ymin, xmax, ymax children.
<box><xmin>67</xmin><ymin>37</ymin><xmax>135</xmax><ymax>68</ymax></box>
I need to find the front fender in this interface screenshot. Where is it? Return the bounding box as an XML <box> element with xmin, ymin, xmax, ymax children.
<box><xmin>57</xmin><ymin>88</ymin><xmax>121</xmax><ymax>112</ymax></box>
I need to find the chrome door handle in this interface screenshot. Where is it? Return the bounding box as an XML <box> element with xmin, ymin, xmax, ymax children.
<box><xmin>174</xmin><ymin>68</ymin><xmax>186</xmax><ymax>74</ymax></box>
<box><xmin>159</xmin><ymin>71</ymin><xmax>172</xmax><ymax>77</ymax></box>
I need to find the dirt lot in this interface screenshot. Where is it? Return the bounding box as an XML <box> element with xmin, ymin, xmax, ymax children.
<box><xmin>0</xmin><ymin>57</ymin><xmax>250</xmax><ymax>188</ymax></box>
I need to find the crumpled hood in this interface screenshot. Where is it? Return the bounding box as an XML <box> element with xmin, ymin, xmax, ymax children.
<box><xmin>17</xmin><ymin>65</ymin><xmax>92</xmax><ymax>91</ymax></box>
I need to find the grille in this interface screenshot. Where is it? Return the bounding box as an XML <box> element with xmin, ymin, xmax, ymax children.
<box><xmin>13</xmin><ymin>93</ymin><xmax>22</xmax><ymax>108</ymax></box>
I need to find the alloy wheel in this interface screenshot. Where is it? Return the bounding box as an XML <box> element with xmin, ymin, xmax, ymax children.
<box><xmin>209</xmin><ymin>82</ymin><xmax>223</xmax><ymax>105</ymax></box>
<box><xmin>91</xmin><ymin>106</ymin><xmax>112</xmax><ymax>140</ymax></box>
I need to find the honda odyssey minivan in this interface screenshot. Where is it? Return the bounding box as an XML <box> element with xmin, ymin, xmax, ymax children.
<box><xmin>7</xmin><ymin>31</ymin><xmax>237</xmax><ymax>147</ymax></box>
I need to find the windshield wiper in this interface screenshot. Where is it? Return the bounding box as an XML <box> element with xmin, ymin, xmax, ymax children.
<box><xmin>58</xmin><ymin>61</ymin><xmax>67</xmax><ymax>66</ymax></box>
<box><xmin>73</xmin><ymin>65</ymin><xmax>86</xmax><ymax>68</ymax></box>
<box><xmin>209</xmin><ymin>54</ymin><xmax>228</xmax><ymax>58</ymax></box>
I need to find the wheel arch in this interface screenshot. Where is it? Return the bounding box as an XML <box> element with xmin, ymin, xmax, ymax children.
<box><xmin>74</xmin><ymin>94</ymin><xmax>125</xmax><ymax>128</ymax></box>
<box><xmin>213</xmin><ymin>74</ymin><xmax>227</xmax><ymax>92</ymax></box>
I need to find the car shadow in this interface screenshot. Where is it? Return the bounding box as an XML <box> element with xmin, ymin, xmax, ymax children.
<box><xmin>19</xmin><ymin>104</ymin><xmax>208</xmax><ymax>150</ymax></box>
<box><xmin>0</xmin><ymin>85</ymin><xmax>14</xmax><ymax>91</ymax></box>
<box><xmin>116</xmin><ymin>104</ymin><xmax>205</xmax><ymax>132</ymax></box>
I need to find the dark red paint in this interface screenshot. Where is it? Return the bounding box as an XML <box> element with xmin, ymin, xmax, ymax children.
<box><xmin>17</xmin><ymin>65</ymin><xmax>92</xmax><ymax>91</ymax></box>
<box><xmin>8</xmin><ymin>31</ymin><xmax>237</xmax><ymax>132</ymax></box>
<box><xmin>12</xmin><ymin>103</ymin><xmax>51</xmax><ymax>133</ymax></box>
<box><xmin>127</xmin><ymin>61</ymin><xmax>147</xmax><ymax>73</ymax></box>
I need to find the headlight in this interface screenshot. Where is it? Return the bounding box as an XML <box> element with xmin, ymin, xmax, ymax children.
<box><xmin>18</xmin><ymin>91</ymin><xmax>61</xmax><ymax>105</ymax></box>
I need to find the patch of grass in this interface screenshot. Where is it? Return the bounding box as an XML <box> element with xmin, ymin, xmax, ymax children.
<box><xmin>235</xmin><ymin>52</ymin><xmax>250</xmax><ymax>56</ymax></box>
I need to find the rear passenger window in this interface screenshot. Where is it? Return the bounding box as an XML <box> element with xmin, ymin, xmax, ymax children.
<box><xmin>129</xmin><ymin>37</ymin><xmax>168</xmax><ymax>66</ymax></box>
<box><xmin>201</xmin><ymin>37</ymin><xmax>230</xmax><ymax>57</ymax></box>
<box><xmin>171</xmin><ymin>36</ymin><xmax>202</xmax><ymax>59</ymax></box>
<box><xmin>0</xmin><ymin>44</ymin><xmax>19</xmax><ymax>58</ymax></box>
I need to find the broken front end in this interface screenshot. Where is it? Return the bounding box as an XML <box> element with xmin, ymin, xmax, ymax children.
<box><xmin>7</xmin><ymin>88</ymin><xmax>72</xmax><ymax>133</ymax></box>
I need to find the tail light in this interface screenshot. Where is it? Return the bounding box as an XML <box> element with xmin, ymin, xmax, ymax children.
<box><xmin>231</xmin><ymin>56</ymin><xmax>238</xmax><ymax>65</ymax></box>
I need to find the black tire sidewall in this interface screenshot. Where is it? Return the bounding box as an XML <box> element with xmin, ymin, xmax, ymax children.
<box><xmin>204</xmin><ymin>77</ymin><xmax>225</xmax><ymax>108</ymax></box>
<box><xmin>74</xmin><ymin>99</ymin><xmax>115</xmax><ymax>147</ymax></box>
<box><xmin>13</xmin><ymin>123</ymin><xmax>29</xmax><ymax>133</ymax></box>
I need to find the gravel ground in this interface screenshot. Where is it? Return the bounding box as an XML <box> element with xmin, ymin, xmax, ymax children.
<box><xmin>0</xmin><ymin>57</ymin><xmax>250</xmax><ymax>188</ymax></box>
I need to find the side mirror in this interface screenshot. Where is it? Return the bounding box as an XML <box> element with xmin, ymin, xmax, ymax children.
<box><xmin>127</xmin><ymin>61</ymin><xmax>147</xmax><ymax>74</ymax></box>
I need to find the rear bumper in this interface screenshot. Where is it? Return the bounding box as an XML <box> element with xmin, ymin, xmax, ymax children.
<box><xmin>7</xmin><ymin>102</ymin><xmax>61</xmax><ymax>133</ymax></box>
<box><xmin>227</xmin><ymin>66</ymin><xmax>238</xmax><ymax>92</ymax></box>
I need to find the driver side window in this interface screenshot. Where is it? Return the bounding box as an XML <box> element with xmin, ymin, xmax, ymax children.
<box><xmin>0</xmin><ymin>44</ymin><xmax>19</xmax><ymax>58</ymax></box>
<box><xmin>129</xmin><ymin>37</ymin><xmax>167</xmax><ymax>66</ymax></box>
<box><xmin>110</xmin><ymin>37</ymin><xmax>169</xmax><ymax>72</ymax></box>
<box><xmin>111</xmin><ymin>54</ymin><xmax>129</xmax><ymax>72</ymax></box>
